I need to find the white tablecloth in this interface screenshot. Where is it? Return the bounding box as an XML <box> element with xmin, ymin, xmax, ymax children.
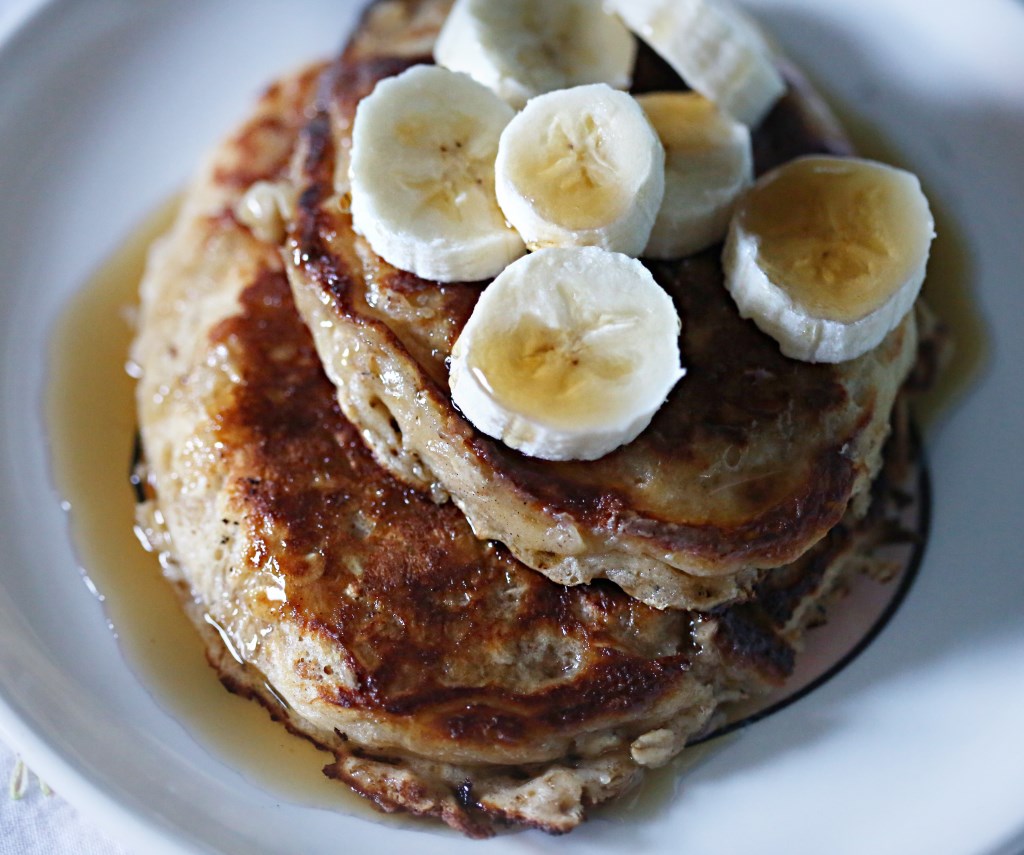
<box><xmin>1</xmin><ymin>738</ymin><xmax>133</xmax><ymax>855</ymax></box>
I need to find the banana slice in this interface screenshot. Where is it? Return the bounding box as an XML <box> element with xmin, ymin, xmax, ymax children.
<box><xmin>348</xmin><ymin>64</ymin><xmax>525</xmax><ymax>283</ymax></box>
<box><xmin>637</xmin><ymin>92</ymin><xmax>753</xmax><ymax>259</ymax></box>
<box><xmin>434</xmin><ymin>0</ymin><xmax>636</xmax><ymax>109</ymax></box>
<box><xmin>723</xmin><ymin>155</ymin><xmax>935</xmax><ymax>363</ymax></box>
<box><xmin>607</xmin><ymin>0</ymin><xmax>785</xmax><ymax>126</ymax></box>
<box><xmin>494</xmin><ymin>84</ymin><xmax>665</xmax><ymax>257</ymax></box>
<box><xmin>449</xmin><ymin>247</ymin><xmax>684</xmax><ymax>461</ymax></box>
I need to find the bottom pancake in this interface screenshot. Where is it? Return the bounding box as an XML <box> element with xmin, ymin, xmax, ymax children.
<box><xmin>131</xmin><ymin>66</ymin><xmax>923</xmax><ymax>837</ymax></box>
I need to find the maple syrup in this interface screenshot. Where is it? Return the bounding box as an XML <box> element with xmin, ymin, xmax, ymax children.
<box><xmin>46</xmin><ymin>199</ymin><xmax>383</xmax><ymax>823</ymax></box>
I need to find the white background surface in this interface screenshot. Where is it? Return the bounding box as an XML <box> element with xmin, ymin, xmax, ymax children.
<box><xmin>0</xmin><ymin>1</ymin><xmax>1023</xmax><ymax>853</ymax></box>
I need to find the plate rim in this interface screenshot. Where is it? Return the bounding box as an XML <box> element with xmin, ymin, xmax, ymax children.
<box><xmin>1</xmin><ymin>1</ymin><xmax>1023</xmax><ymax>853</ymax></box>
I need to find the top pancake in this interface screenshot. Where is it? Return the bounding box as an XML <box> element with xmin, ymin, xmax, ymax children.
<box><xmin>285</xmin><ymin>0</ymin><xmax>919</xmax><ymax>609</ymax></box>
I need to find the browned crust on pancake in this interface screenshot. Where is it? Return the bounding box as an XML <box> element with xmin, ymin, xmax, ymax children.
<box><xmin>209</xmin><ymin>267</ymin><xmax>703</xmax><ymax>755</ymax></box>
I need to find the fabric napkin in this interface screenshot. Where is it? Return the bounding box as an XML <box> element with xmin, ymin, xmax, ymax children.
<box><xmin>1</xmin><ymin>738</ymin><xmax>133</xmax><ymax>855</ymax></box>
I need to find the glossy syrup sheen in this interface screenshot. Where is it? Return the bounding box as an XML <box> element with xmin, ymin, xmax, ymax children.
<box><xmin>46</xmin><ymin>199</ymin><xmax>388</xmax><ymax>826</ymax></box>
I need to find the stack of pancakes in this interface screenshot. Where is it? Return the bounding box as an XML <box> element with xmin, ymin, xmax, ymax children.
<box><xmin>132</xmin><ymin>0</ymin><xmax>928</xmax><ymax>836</ymax></box>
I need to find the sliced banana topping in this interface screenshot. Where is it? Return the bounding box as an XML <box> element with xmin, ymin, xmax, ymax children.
<box><xmin>607</xmin><ymin>0</ymin><xmax>785</xmax><ymax>126</ymax></box>
<box><xmin>495</xmin><ymin>84</ymin><xmax>665</xmax><ymax>257</ymax></box>
<box><xmin>449</xmin><ymin>247</ymin><xmax>684</xmax><ymax>461</ymax></box>
<box><xmin>723</xmin><ymin>155</ymin><xmax>935</xmax><ymax>363</ymax></box>
<box><xmin>348</xmin><ymin>64</ymin><xmax>525</xmax><ymax>283</ymax></box>
<box><xmin>637</xmin><ymin>92</ymin><xmax>753</xmax><ymax>259</ymax></box>
<box><xmin>434</xmin><ymin>0</ymin><xmax>636</xmax><ymax>109</ymax></box>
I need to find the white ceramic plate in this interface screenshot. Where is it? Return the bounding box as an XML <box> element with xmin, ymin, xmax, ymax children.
<box><xmin>2</xmin><ymin>1</ymin><xmax>1023</xmax><ymax>853</ymax></box>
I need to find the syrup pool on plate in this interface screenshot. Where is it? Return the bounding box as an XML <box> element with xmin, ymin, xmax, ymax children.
<box><xmin>46</xmin><ymin>198</ymin><xmax>389</xmax><ymax>826</ymax></box>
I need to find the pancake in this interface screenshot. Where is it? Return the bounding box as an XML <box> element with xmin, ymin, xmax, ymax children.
<box><xmin>283</xmin><ymin>0</ymin><xmax>920</xmax><ymax>611</ymax></box>
<box><xmin>131</xmin><ymin>47</ymin><xmax>917</xmax><ymax>836</ymax></box>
